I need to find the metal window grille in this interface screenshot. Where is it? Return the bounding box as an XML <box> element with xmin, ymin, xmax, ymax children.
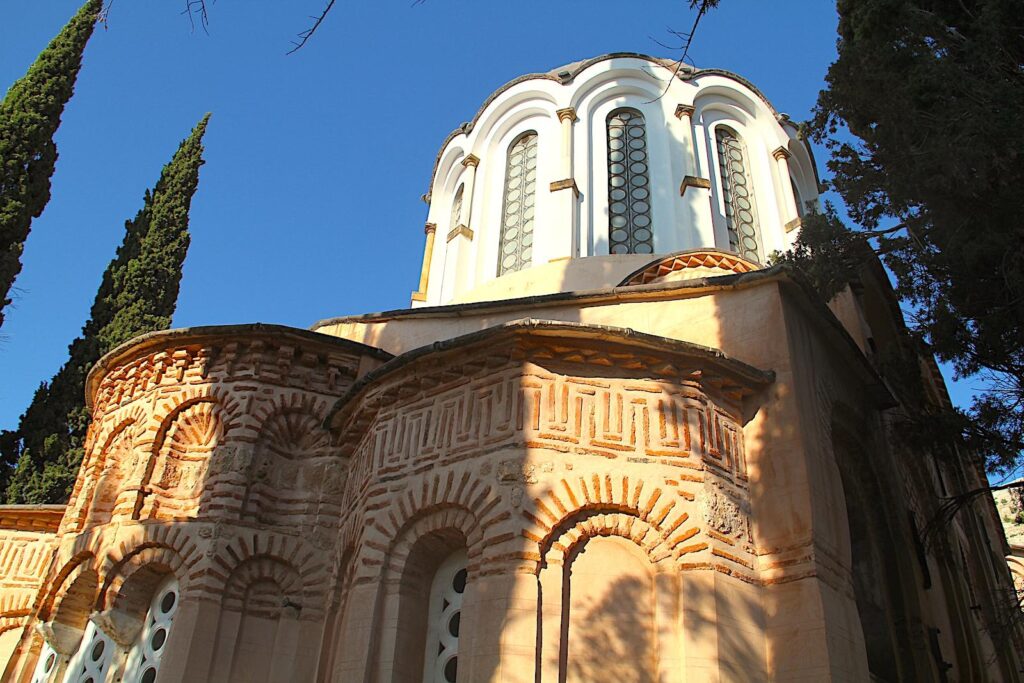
<box><xmin>607</xmin><ymin>109</ymin><xmax>654</xmax><ymax>254</ymax></box>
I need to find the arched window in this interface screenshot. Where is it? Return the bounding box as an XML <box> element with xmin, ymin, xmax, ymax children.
<box><xmin>498</xmin><ymin>132</ymin><xmax>538</xmax><ymax>275</ymax></box>
<box><xmin>123</xmin><ymin>576</ymin><xmax>180</xmax><ymax>683</ymax></box>
<box><xmin>450</xmin><ymin>184</ymin><xmax>465</xmax><ymax>233</ymax></box>
<box><xmin>790</xmin><ymin>174</ymin><xmax>806</xmax><ymax>218</ymax></box>
<box><xmin>63</xmin><ymin>621</ymin><xmax>114</xmax><ymax>683</ymax></box>
<box><xmin>422</xmin><ymin>550</ymin><xmax>467</xmax><ymax>683</ymax></box>
<box><xmin>715</xmin><ymin>126</ymin><xmax>762</xmax><ymax>262</ymax></box>
<box><xmin>30</xmin><ymin>641</ymin><xmax>60</xmax><ymax>683</ymax></box>
<box><xmin>607</xmin><ymin>108</ymin><xmax>653</xmax><ymax>254</ymax></box>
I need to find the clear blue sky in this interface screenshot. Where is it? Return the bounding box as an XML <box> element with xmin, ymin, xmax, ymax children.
<box><xmin>0</xmin><ymin>1</ymin><xmax>976</xmax><ymax>430</ymax></box>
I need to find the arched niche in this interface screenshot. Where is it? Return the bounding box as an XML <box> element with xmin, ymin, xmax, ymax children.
<box><xmin>563</xmin><ymin>536</ymin><xmax>659</xmax><ymax>683</ymax></box>
<box><xmin>85</xmin><ymin>420</ymin><xmax>141</xmax><ymax>527</ymax></box>
<box><xmin>140</xmin><ymin>399</ymin><xmax>224</xmax><ymax>521</ymax></box>
<box><xmin>387</xmin><ymin>528</ymin><xmax>469</xmax><ymax>683</ymax></box>
<box><xmin>241</xmin><ymin>409</ymin><xmax>332</xmax><ymax>527</ymax></box>
<box><xmin>831</xmin><ymin>418</ymin><xmax>921</xmax><ymax>681</ymax></box>
<box><xmin>536</xmin><ymin>510</ymin><xmax>679</xmax><ymax>683</ymax></box>
<box><xmin>208</xmin><ymin>555</ymin><xmax>308</xmax><ymax>683</ymax></box>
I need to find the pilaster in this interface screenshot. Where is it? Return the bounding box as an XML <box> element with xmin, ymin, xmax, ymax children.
<box><xmin>548</xmin><ymin>107</ymin><xmax>581</xmax><ymax>260</ymax></box>
<box><xmin>675</xmin><ymin>104</ymin><xmax>715</xmax><ymax>248</ymax></box>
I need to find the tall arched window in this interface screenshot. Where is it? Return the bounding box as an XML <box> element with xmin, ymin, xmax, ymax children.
<box><xmin>450</xmin><ymin>184</ymin><xmax>465</xmax><ymax>233</ymax></box>
<box><xmin>30</xmin><ymin>641</ymin><xmax>60</xmax><ymax>683</ymax></box>
<box><xmin>422</xmin><ymin>550</ymin><xmax>467</xmax><ymax>683</ymax></box>
<box><xmin>607</xmin><ymin>108</ymin><xmax>653</xmax><ymax>254</ymax></box>
<box><xmin>63</xmin><ymin>621</ymin><xmax>114</xmax><ymax>683</ymax></box>
<box><xmin>497</xmin><ymin>132</ymin><xmax>538</xmax><ymax>276</ymax></box>
<box><xmin>123</xmin><ymin>576</ymin><xmax>180</xmax><ymax>683</ymax></box>
<box><xmin>715</xmin><ymin>126</ymin><xmax>763</xmax><ymax>262</ymax></box>
<box><xmin>790</xmin><ymin>174</ymin><xmax>806</xmax><ymax>218</ymax></box>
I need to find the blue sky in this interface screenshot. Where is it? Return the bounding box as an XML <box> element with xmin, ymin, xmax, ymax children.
<box><xmin>0</xmin><ymin>1</ymin><xmax>976</xmax><ymax>430</ymax></box>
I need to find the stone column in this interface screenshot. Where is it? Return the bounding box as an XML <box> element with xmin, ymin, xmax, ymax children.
<box><xmin>675</xmin><ymin>104</ymin><xmax>715</xmax><ymax>248</ymax></box>
<box><xmin>772</xmin><ymin>147</ymin><xmax>801</xmax><ymax>234</ymax></box>
<box><xmin>411</xmin><ymin>222</ymin><xmax>437</xmax><ymax>304</ymax></box>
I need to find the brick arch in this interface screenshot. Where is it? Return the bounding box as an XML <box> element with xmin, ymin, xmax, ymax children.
<box><xmin>142</xmin><ymin>385</ymin><xmax>243</xmax><ymax>457</ymax></box>
<box><xmin>240</xmin><ymin>393</ymin><xmax>337</xmax><ymax>526</ymax></box>
<box><xmin>357</xmin><ymin>470</ymin><xmax>502</xmax><ymax>578</ymax></box>
<box><xmin>48</xmin><ymin>564</ymin><xmax>100</xmax><ymax>633</ymax></box>
<box><xmin>88</xmin><ymin>405</ymin><xmax>149</xmax><ymax>461</ymax></box>
<box><xmin>137</xmin><ymin>388</ymin><xmax>240</xmax><ymax>521</ymax></box>
<box><xmin>96</xmin><ymin>526</ymin><xmax>201</xmax><ymax>612</ymax></box>
<box><xmin>100</xmin><ymin>544</ymin><xmax>189</xmax><ymax>616</ymax></box>
<box><xmin>64</xmin><ymin>407</ymin><xmax>149</xmax><ymax>531</ymax></box>
<box><xmin>386</xmin><ymin>504</ymin><xmax>482</xmax><ymax>577</ymax></box>
<box><xmin>0</xmin><ymin>616</ymin><xmax>28</xmax><ymax>636</ymax></box>
<box><xmin>521</xmin><ymin>474</ymin><xmax>701</xmax><ymax>572</ymax></box>
<box><xmin>251</xmin><ymin>392</ymin><xmax>330</xmax><ymax>432</ymax></box>
<box><xmin>37</xmin><ymin>551</ymin><xmax>97</xmax><ymax>623</ymax></box>
<box><xmin>222</xmin><ymin>555</ymin><xmax>305</xmax><ymax>614</ymax></box>
<box><xmin>206</xmin><ymin>533</ymin><xmax>330</xmax><ymax>617</ymax></box>
<box><xmin>544</xmin><ymin>511</ymin><xmax>676</xmax><ymax>571</ymax></box>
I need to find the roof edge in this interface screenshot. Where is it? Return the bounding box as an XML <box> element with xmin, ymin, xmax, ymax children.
<box><xmin>85</xmin><ymin>323</ymin><xmax>392</xmax><ymax>411</ymax></box>
<box><xmin>325</xmin><ymin>318</ymin><xmax>775</xmax><ymax>430</ymax></box>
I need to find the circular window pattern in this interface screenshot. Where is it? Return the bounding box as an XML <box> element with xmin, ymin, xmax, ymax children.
<box><xmin>151</xmin><ymin>628</ymin><xmax>167</xmax><ymax>651</ymax></box>
<box><xmin>160</xmin><ymin>590</ymin><xmax>176</xmax><ymax>615</ymax></box>
<box><xmin>444</xmin><ymin>656</ymin><xmax>458</xmax><ymax>683</ymax></box>
<box><xmin>716</xmin><ymin>127</ymin><xmax>762</xmax><ymax>263</ymax></box>
<box><xmin>606</xmin><ymin>109</ymin><xmax>654</xmax><ymax>255</ymax></box>
<box><xmin>123</xmin><ymin>577</ymin><xmax>180</xmax><ymax>683</ymax></box>
<box><xmin>448</xmin><ymin>612</ymin><xmax>461</xmax><ymax>638</ymax></box>
<box><xmin>91</xmin><ymin>641</ymin><xmax>105</xmax><ymax>662</ymax></box>
<box><xmin>497</xmin><ymin>133</ymin><xmax>538</xmax><ymax>276</ymax></box>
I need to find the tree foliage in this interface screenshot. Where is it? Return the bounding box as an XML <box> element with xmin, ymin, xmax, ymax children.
<box><xmin>2</xmin><ymin>115</ymin><xmax>210</xmax><ymax>504</ymax></box>
<box><xmin>0</xmin><ymin>0</ymin><xmax>101</xmax><ymax>329</ymax></box>
<box><xmin>786</xmin><ymin>0</ymin><xmax>1024</xmax><ymax>476</ymax></box>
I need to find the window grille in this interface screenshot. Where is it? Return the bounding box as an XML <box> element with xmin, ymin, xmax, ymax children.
<box><xmin>498</xmin><ymin>133</ymin><xmax>538</xmax><ymax>275</ymax></box>
<box><xmin>423</xmin><ymin>551</ymin><xmax>468</xmax><ymax>683</ymax></box>
<box><xmin>63</xmin><ymin>620</ymin><xmax>114</xmax><ymax>683</ymax></box>
<box><xmin>607</xmin><ymin>109</ymin><xmax>654</xmax><ymax>254</ymax></box>
<box><xmin>30</xmin><ymin>641</ymin><xmax>60</xmax><ymax>683</ymax></box>
<box><xmin>124</xmin><ymin>576</ymin><xmax>180</xmax><ymax>683</ymax></box>
<box><xmin>716</xmin><ymin>126</ymin><xmax>762</xmax><ymax>262</ymax></box>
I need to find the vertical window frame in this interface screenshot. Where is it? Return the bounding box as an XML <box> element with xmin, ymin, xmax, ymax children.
<box><xmin>606</xmin><ymin>108</ymin><xmax>654</xmax><ymax>255</ymax></box>
<box><xmin>714</xmin><ymin>125</ymin><xmax>763</xmax><ymax>263</ymax></box>
<box><xmin>497</xmin><ymin>131</ymin><xmax>539</xmax><ymax>276</ymax></box>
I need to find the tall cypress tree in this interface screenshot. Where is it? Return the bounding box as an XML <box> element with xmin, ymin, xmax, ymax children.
<box><xmin>0</xmin><ymin>0</ymin><xmax>102</xmax><ymax>329</ymax></box>
<box><xmin>3</xmin><ymin>114</ymin><xmax>211</xmax><ymax>504</ymax></box>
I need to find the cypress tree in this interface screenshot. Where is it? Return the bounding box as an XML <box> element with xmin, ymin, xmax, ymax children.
<box><xmin>2</xmin><ymin>114</ymin><xmax>211</xmax><ymax>504</ymax></box>
<box><xmin>0</xmin><ymin>0</ymin><xmax>102</xmax><ymax>329</ymax></box>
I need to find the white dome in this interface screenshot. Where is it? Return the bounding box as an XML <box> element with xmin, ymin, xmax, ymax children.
<box><xmin>410</xmin><ymin>53</ymin><xmax>819</xmax><ymax>306</ymax></box>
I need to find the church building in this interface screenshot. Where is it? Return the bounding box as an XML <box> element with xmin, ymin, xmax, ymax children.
<box><xmin>0</xmin><ymin>53</ymin><xmax>1021</xmax><ymax>682</ymax></box>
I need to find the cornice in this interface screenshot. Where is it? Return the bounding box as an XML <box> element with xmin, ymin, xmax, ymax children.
<box><xmin>85</xmin><ymin>323</ymin><xmax>392</xmax><ymax>411</ymax></box>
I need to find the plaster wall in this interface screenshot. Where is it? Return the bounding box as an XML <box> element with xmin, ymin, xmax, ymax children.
<box><xmin>417</xmin><ymin>55</ymin><xmax>815</xmax><ymax>307</ymax></box>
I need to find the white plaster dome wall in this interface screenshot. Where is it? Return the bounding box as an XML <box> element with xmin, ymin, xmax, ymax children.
<box><xmin>413</xmin><ymin>54</ymin><xmax>819</xmax><ymax>307</ymax></box>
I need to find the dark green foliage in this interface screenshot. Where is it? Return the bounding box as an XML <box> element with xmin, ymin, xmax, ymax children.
<box><xmin>769</xmin><ymin>204</ymin><xmax>867</xmax><ymax>302</ymax></box>
<box><xmin>783</xmin><ymin>0</ymin><xmax>1024</xmax><ymax>475</ymax></box>
<box><xmin>1</xmin><ymin>115</ymin><xmax>210</xmax><ymax>504</ymax></box>
<box><xmin>0</xmin><ymin>0</ymin><xmax>101</xmax><ymax>329</ymax></box>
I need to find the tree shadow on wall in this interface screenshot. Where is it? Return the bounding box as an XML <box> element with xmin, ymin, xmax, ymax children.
<box><xmin>555</xmin><ymin>574</ymin><xmax>658</xmax><ymax>683</ymax></box>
